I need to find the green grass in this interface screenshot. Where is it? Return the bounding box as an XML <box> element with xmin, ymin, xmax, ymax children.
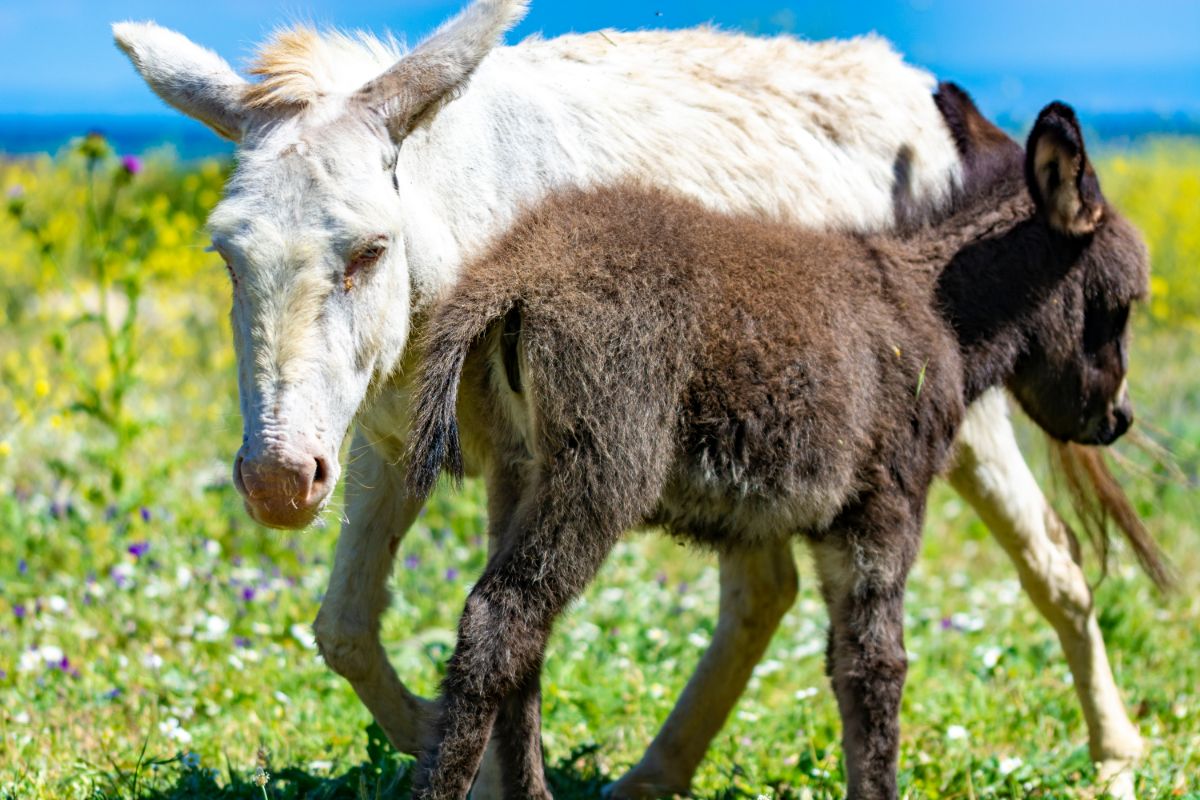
<box><xmin>0</xmin><ymin>140</ymin><xmax>1197</xmax><ymax>799</ymax></box>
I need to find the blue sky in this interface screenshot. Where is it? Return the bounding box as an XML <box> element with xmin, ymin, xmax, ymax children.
<box><xmin>2</xmin><ymin>0</ymin><xmax>1198</xmax><ymax>121</ymax></box>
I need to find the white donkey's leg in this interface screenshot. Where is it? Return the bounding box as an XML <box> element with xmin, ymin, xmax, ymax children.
<box><xmin>948</xmin><ymin>389</ymin><xmax>1142</xmax><ymax>799</ymax></box>
<box><xmin>312</xmin><ymin>431</ymin><xmax>505</xmax><ymax>799</ymax></box>
<box><xmin>312</xmin><ymin>430</ymin><xmax>435</xmax><ymax>753</ymax></box>
<box><xmin>606</xmin><ymin>542</ymin><xmax>798</xmax><ymax>799</ymax></box>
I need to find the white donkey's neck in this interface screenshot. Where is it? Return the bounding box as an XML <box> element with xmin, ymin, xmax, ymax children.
<box><xmin>397</xmin><ymin>28</ymin><xmax>964</xmax><ymax>306</ymax></box>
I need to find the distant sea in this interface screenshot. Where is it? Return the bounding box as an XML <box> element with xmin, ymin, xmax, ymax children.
<box><xmin>0</xmin><ymin>114</ymin><xmax>234</xmax><ymax>160</ymax></box>
<box><xmin>1</xmin><ymin>110</ymin><xmax>1198</xmax><ymax>160</ymax></box>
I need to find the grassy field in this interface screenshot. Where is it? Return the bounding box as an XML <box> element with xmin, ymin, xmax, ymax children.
<box><xmin>0</xmin><ymin>136</ymin><xmax>1197</xmax><ymax>799</ymax></box>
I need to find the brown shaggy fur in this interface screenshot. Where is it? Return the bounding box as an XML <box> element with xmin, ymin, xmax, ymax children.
<box><xmin>405</xmin><ymin>89</ymin><xmax>1149</xmax><ymax>800</ymax></box>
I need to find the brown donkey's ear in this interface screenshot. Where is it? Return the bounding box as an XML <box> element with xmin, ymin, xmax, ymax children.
<box><xmin>1025</xmin><ymin>102</ymin><xmax>1104</xmax><ymax>236</ymax></box>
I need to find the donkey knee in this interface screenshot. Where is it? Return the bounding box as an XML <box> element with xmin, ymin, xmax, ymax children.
<box><xmin>1010</xmin><ymin>510</ymin><xmax>1096</xmax><ymax>628</ymax></box>
<box><xmin>450</xmin><ymin>592</ymin><xmax>548</xmax><ymax>700</ymax></box>
<box><xmin>313</xmin><ymin>615</ymin><xmax>381</xmax><ymax>683</ymax></box>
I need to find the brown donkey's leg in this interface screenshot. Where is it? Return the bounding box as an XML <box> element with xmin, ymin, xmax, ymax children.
<box><xmin>493</xmin><ymin>671</ymin><xmax>552</xmax><ymax>799</ymax></box>
<box><xmin>412</xmin><ymin>463</ymin><xmax>631</xmax><ymax>800</ymax></box>
<box><xmin>474</xmin><ymin>459</ymin><xmax>550</xmax><ymax>800</ymax></box>
<box><xmin>606</xmin><ymin>541</ymin><xmax>799</xmax><ymax>799</ymax></box>
<box><xmin>949</xmin><ymin>390</ymin><xmax>1141</xmax><ymax>799</ymax></box>
<box><xmin>812</xmin><ymin>494</ymin><xmax>919</xmax><ymax>800</ymax></box>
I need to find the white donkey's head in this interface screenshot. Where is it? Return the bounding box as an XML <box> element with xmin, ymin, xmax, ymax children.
<box><xmin>115</xmin><ymin>0</ymin><xmax>528</xmax><ymax>528</ymax></box>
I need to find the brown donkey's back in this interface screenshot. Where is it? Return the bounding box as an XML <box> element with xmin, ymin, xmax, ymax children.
<box><xmin>410</xmin><ymin>180</ymin><xmax>962</xmax><ymax>522</ymax></box>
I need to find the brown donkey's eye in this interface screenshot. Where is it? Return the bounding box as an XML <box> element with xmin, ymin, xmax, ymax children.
<box><xmin>345</xmin><ymin>240</ymin><xmax>387</xmax><ymax>291</ymax></box>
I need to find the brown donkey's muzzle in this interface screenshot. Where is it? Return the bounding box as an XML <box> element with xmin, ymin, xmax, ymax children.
<box><xmin>1089</xmin><ymin>399</ymin><xmax>1133</xmax><ymax>446</ymax></box>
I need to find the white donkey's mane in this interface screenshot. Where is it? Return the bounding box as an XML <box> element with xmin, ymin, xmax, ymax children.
<box><xmin>245</xmin><ymin>27</ymin><xmax>406</xmax><ymax>109</ymax></box>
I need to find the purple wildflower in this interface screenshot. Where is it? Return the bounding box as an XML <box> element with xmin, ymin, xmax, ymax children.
<box><xmin>234</xmin><ymin>636</ymin><xmax>252</xmax><ymax>649</ymax></box>
<box><xmin>445</xmin><ymin>567</ymin><xmax>459</xmax><ymax>582</ymax></box>
<box><xmin>105</xmin><ymin>687</ymin><xmax>122</xmax><ymax>700</ymax></box>
<box><xmin>940</xmin><ymin>616</ymin><xmax>955</xmax><ymax>631</ymax></box>
<box><xmin>240</xmin><ymin>586</ymin><xmax>256</xmax><ymax>603</ymax></box>
<box><xmin>0</xmin><ymin>668</ymin><xmax>7</xmax><ymax>680</ymax></box>
<box><xmin>121</xmin><ymin>155</ymin><xmax>143</xmax><ymax>175</ymax></box>
<box><xmin>127</xmin><ymin>541</ymin><xmax>150</xmax><ymax>558</ymax></box>
<box><xmin>18</xmin><ymin>559</ymin><xmax>26</xmax><ymax>575</ymax></box>
<box><xmin>12</xmin><ymin>604</ymin><xmax>26</xmax><ymax>620</ymax></box>
<box><xmin>139</xmin><ymin>506</ymin><xmax>151</xmax><ymax>522</ymax></box>
<box><xmin>403</xmin><ymin>554</ymin><xmax>420</xmax><ymax>570</ymax></box>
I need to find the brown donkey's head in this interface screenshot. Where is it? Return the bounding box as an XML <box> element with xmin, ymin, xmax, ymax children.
<box><xmin>1007</xmin><ymin>102</ymin><xmax>1149</xmax><ymax>446</ymax></box>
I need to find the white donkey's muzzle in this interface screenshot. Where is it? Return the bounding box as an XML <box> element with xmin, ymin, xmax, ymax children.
<box><xmin>234</xmin><ymin>441</ymin><xmax>335</xmax><ymax>529</ymax></box>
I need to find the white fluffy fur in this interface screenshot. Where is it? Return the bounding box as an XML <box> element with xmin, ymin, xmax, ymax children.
<box><xmin>114</xmin><ymin>3</ymin><xmax>1141</xmax><ymax>796</ymax></box>
<box><xmin>245</xmin><ymin>28</ymin><xmax>406</xmax><ymax>108</ymax></box>
<box><xmin>112</xmin><ymin>21</ymin><xmax>248</xmax><ymax>140</ymax></box>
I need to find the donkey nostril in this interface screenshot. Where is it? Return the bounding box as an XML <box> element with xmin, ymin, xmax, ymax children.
<box><xmin>1113</xmin><ymin>406</ymin><xmax>1133</xmax><ymax>437</ymax></box>
<box><xmin>312</xmin><ymin>457</ymin><xmax>329</xmax><ymax>491</ymax></box>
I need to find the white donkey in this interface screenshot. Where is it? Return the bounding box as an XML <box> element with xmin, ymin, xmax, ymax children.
<box><xmin>114</xmin><ymin>1</ymin><xmax>1148</xmax><ymax>796</ymax></box>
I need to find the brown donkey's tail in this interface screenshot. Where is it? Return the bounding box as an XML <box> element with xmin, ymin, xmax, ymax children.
<box><xmin>1049</xmin><ymin>438</ymin><xmax>1175</xmax><ymax>592</ymax></box>
<box><xmin>406</xmin><ymin>288</ymin><xmax>518</xmax><ymax>500</ymax></box>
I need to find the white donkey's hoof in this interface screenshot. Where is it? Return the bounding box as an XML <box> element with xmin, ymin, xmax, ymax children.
<box><xmin>1095</xmin><ymin>758</ymin><xmax>1137</xmax><ymax>800</ymax></box>
<box><xmin>603</xmin><ymin>765</ymin><xmax>690</xmax><ymax>799</ymax></box>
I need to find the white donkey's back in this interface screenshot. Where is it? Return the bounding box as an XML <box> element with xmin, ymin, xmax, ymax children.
<box><xmin>475</xmin><ymin>27</ymin><xmax>962</xmax><ymax>228</ymax></box>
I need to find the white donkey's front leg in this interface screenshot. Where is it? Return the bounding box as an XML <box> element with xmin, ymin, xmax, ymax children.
<box><xmin>948</xmin><ymin>389</ymin><xmax>1142</xmax><ymax>799</ymax></box>
<box><xmin>310</xmin><ymin>427</ymin><xmax>509</xmax><ymax>799</ymax></box>
<box><xmin>312</xmin><ymin>429</ymin><xmax>435</xmax><ymax>754</ymax></box>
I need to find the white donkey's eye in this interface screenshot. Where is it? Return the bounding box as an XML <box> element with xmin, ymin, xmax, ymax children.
<box><xmin>210</xmin><ymin>243</ymin><xmax>237</xmax><ymax>288</ymax></box>
<box><xmin>344</xmin><ymin>238</ymin><xmax>387</xmax><ymax>290</ymax></box>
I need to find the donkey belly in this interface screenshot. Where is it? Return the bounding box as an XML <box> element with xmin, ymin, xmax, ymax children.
<box><xmin>653</xmin><ymin>465</ymin><xmax>856</xmax><ymax>548</ymax></box>
<box><xmin>653</xmin><ymin>388</ymin><xmax>867</xmax><ymax>547</ymax></box>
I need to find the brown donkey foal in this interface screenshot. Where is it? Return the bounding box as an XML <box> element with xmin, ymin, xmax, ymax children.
<box><xmin>405</xmin><ymin>89</ymin><xmax>1149</xmax><ymax>799</ymax></box>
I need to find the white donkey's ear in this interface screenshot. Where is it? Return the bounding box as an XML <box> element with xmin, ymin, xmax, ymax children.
<box><xmin>113</xmin><ymin>22</ymin><xmax>248</xmax><ymax>141</ymax></box>
<box><xmin>355</xmin><ymin>0</ymin><xmax>529</xmax><ymax>142</ymax></box>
